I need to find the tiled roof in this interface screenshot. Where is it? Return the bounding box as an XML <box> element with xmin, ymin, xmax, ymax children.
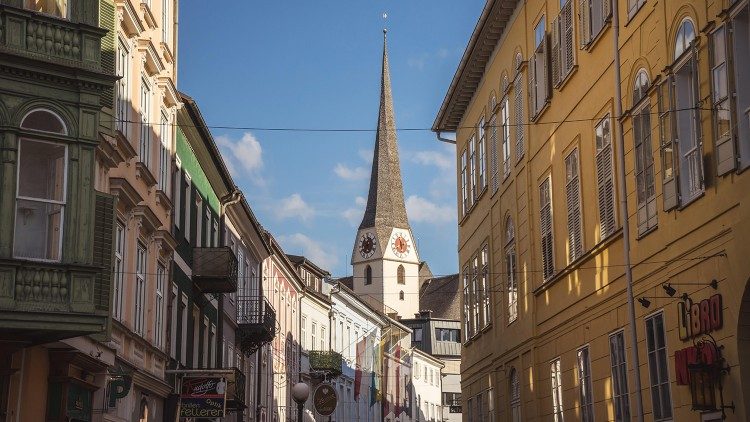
<box><xmin>419</xmin><ymin>274</ymin><xmax>461</xmax><ymax>320</ymax></box>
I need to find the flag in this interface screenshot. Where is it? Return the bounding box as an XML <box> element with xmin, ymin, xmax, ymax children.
<box><xmin>354</xmin><ymin>336</ymin><xmax>366</xmax><ymax>400</ymax></box>
<box><xmin>370</xmin><ymin>334</ymin><xmax>380</xmax><ymax>407</ymax></box>
<box><xmin>395</xmin><ymin>344</ymin><xmax>401</xmax><ymax>416</ymax></box>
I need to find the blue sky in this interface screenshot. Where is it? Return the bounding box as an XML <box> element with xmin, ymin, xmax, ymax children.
<box><xmin>178</xmin><ymin>1</ymin><xmax>484</xmax><ymax>277</ymax></box>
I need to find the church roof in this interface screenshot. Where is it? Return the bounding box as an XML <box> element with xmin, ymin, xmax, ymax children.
<box><xmin>359</xmin><ymin>30</ymin><xmax>410</xmax><ymax>244</ymax></box>
<box><xmin>419</xmin><ymin>274</ymin><xmax>461</xmax><ymax>320</ymax></box>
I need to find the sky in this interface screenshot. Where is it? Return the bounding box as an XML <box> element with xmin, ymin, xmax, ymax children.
<box><xmin>178</xmin><ymin>1</ymin><xmax>484</xmax><ymax>278</ymax></box>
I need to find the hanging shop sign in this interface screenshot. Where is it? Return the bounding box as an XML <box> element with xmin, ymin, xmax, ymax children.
<box><xmin>178</xmin><ymin>376</ymin><xmax>227</xmax><ymax>418</ymax></box>
<box><xmin>313</xmin><ymin>383</ymin><xmax>338</xmax><ymax>417</ymax></box>
<box><xmin>107</xmin><ymin>368</ymin><xmax>133</xmax><ymax>408</ymax></box>
<box><xmin>677</xmin><ymin>294</ymin><xmax>722</xmax><ymax>341</ymax></box>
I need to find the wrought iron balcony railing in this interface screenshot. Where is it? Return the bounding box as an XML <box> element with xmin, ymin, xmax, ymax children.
<box><xmin>225</xmin><ymin>366</ymin><xmax>246</xmax><ymax>409</ymax></box>
<box><xmin>309</xmin><ymin>351</ymin><xmax>343</xmax><ymax>377</ymax></box>
<box><xmin>192</xmin><ymin>247</ymin><xmax>238</xmax><ymax>293</ymax></box>
<box><xmin>236</xmin><ymin>296</ymin><xmax>275</xmax><ymax>356</ymax></box>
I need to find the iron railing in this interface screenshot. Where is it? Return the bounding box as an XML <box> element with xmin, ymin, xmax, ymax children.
<box><xmin>236</xmin><ymin>296</ymin><xmax>275</xmax><ymax>355</ymax></box>
<box><xmin>192</xmin><ymin>247</ymin><xmax>238</xmax><ymax>293</ymax></box>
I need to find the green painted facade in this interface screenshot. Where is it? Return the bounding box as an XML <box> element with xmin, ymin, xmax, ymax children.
<box><xmin>176</xmin><ymin>127</ymin><xmax>220</xmax><ymax>214</ymax></box>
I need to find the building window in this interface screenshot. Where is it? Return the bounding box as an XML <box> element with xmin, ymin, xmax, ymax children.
<box><xmin>530</xmin><ymin>17</ymin><xmax>550</xmax><ymax>118</ymax></box>
<box><xmin>183</xmin><ymin>176</ymin><xmax>191</xmax><ymax>241</ymax></box>
<box><xmin>302</xmin><ymin>317</ymin><xmax>308</xmax><ymax>349</ymax></box>
<box><xmin>550</xmin><ymin>358</ymin><xmax>564</xmax><ymax>422</ymax></box>
<box><xmin>659</xmin><ymin>18</ymin><xmax>703</xmax><ymax>210</ymax></box>
<box><xmin>579</xmin><ymin>0</ymin><xmax>611</xmax><ymax>47</ymax></box>
<box><xmin>646</xmin><ymin>312</ymin><xmax>672</xmax><ymax>420</ymax></box>
<box><xmin>490</xmin><ymin>113</ymin><xmax>499</xmax><ymax>193</ymax></box>
<box><xmin>577</xmin><ymin>346</ymin><xmax>594</xmax><ymax>422</ymax></box>
<box><xmin>478</xmin><ymin>117</ymin><xmax>487</xmax><ymax>191</ymax></box>
<box><xmin>552</xmin><ymin>0</ymin><xmax>576</xmax><ymax>86</ymax></box>
<box><xmin>462</xmin><ymin>266</ymin><xmax>471</xmax><ymax>340</ymax></box>
<box><xmin>564</xmin><ymin>148</ymin><xmax>583</xmax><ymax>261</ymax></box>
<box><xmin>135</xmin><ymin>243</ymin><xmax>147</xmax><ymax>336</ymax></box>
<box><xmin>320</xmin><ymin>326</ymin><xmax>326</xmax><ymax>350</ymax></box>
<box><xmin>726</xmin><ymin>5</ymin><xmax>750</xmax><ymax>171</ymax></box>
<box><xmin>397</xmin><ymin>264</ymin><xmax>405</xmax><ymax>284</ymax></box>
<box><xmin>471</xmin><ymin>256</ymin><xmax>480</xmax><ymax>334</ymax></box>
<box><xmin>180</xmin><ymin>294</ymin><xmax>188</xmax><ymax>365</ymax></box>
<box><xmin>540</xmin><ymin>176</ymin><xmax>555</xmax><ymax>281</ymax></box>
<box><xmin>365</xmin><ymin>265</ymin><xmax>372</xmax><ymax>285</ymax></box>
<box><xmin>14</xmin><ymin>138</ymin><xmax>67</xmax><ymax>262</ymax></box>
<box><xmin>505</xmin><ymin>218</ymin><xmax>518</xmax><ymax>323</ymax></box>
<box><xmin>481</xmin><ymin>245</ymin><xmax>490</xmax><ymax>327</ymax></box>
<box><xmin>514</xmin><ymin>53</ymin><xmax>525</xmax><ymax>161</ymax></box>
<box><xmin>140</xmin><ymin>76</ymin><xmax>152</xmax><ymax>168</ymax></box>
<box><xmin>162</xmin><ymin>0</ymin><xmax>170</xmax><ymax>44</ymax></box>
<box><xmin>412</xmin><ymin>327</ymin><xmax>423</xmax><ymax>342</ymax></box>
<box><xmin>469</xmin><ymin>134</ymin><xmax>477</xmax><ymax>202</ymax></box>
<box><xmin>627</xmin><ymin>0</ymin><xmax>645</xmax><ymax>17</ymax></box>
<box><xmin>113</xmin><ymin>222</ymin><xmax>126</xmax><ymax>321</ymax></box>
<box><xmin>595</xmin><ymin>116</ymin><xmax>617</xmax><ymax>239</ymax></box>
<box><xmin>510</xmin><ymin>368</ymin><xmax>521</xmax><ymax>422</ymax></box>
<box><xmin>461</xmin><ymin>149</ymin><xmax>469</xmax><ymax>216</ymax></box>
<box><xmin>399</xmin><ymin>290</ymin><xmax>404</xmax><ymax>301</ymax></box>
<box><xmin>24</xmin><ymin>0</ymin><xmax>68</xmax><ymax>18</ymax></box>
<box><xmin>436</xmin><ymin>328</ymin><xmax>460</xmax><ymax>342</ymax></box>
<box><xmin>609</xmin><ymin>330</ymin><xmax>630</xmax><ymax>422</ymax></box>
<box><xmin>501</xmin><ymin>96</ymin><xmax>511</xmax><ymax>179</ymax></box>
<box><xmin>158</xmin><ymin>112</ymin><xmax>170</xmax><ymax>192</ymax></box>
<box><xmin>632</xmin><ymin>70</ymin><xmax>657</xmax><ymax>235</ymax></box>
<box><xmin>155</xmin><ymin>262</ymin><xmax>166</xmax><ymax>349</ymax></box>
<box><xmin>116</xmin><ymin>39</ymin><xmax>129</xmax><ymax>137</ymax></box>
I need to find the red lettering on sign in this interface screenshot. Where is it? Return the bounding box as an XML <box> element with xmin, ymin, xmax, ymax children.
<box><xmin>691</xmin><ymin>303</ymin><xmax>701</xmax><ymax>335</ymax></box>
<box><xmin>700</xmin><ymin>299</ymin><xmax>711</xmax><ymax>334</ymax></box>
<box><xmin>675</xmin><ymin>349</ymin><xmax>689</xmax><ymax>384</ymax></box>
<box><xmin>710</xmin><ymin>294</ymin><xmax>722</xmax><ymax>330</ymax></box>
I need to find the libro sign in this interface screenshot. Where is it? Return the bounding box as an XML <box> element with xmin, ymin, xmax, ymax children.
<box><xmin>678</xmin><ymin>294</ymin><xmax>722</xmax><ymax>341</ymax></box>
<box><xmin>179</xmin><ymin>376</ymin><xmax>227</xmax><ymax>418</ymax></box>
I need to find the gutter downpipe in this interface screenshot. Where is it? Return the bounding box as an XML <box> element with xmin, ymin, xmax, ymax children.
<box><xmin>435</xmin><ymin>131</ymin><xmax>457</xmax><ymax>144</ymax></box>
<box><xmin>217</xmin><ymin>189</ymin><xmax>243</xmax><ymax>370</ymax></box>
<box><xmin>612</xmin><ymin>2</ymin><xmax>645</xmax><ymax>421</ymax></box>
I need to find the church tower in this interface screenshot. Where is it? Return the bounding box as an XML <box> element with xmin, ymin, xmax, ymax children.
<box><xmin>351</xmin><ymin>30</ymin><xmax>420</xmax><ymax>319</ymax></box>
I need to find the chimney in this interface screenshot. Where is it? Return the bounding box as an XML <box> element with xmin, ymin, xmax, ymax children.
<box><xmin>419</xmin><ymin>310</ymin><xmax>432</xmax><ymax>319</ymax></box>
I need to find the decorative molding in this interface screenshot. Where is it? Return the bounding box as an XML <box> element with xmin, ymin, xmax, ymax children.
<box><xmin>137</xmin><ymin>38</ymin><xmax>164</xmax><ymax>76</ymax></box>
<box><xmin>131</xmin><ymin>204</ymin><xmax>161</xmax><ymax>235</ymax></box>
<box><xmin>117</xmin><ymin>0</ymin><xmax>145</xmax><ymax>37</ymax></box>
<box><xmin>135</xmin><ymin>161</ymin><xmax>158</xmax><ymax>188</ymax></box>
<box><xmin>109</xmin><ymin>177</ymin><xmax>144</xmax><ymax>212</ymax></box>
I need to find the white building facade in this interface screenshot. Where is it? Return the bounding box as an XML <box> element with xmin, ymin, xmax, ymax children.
<box><xmin>411</xmin><ymin>349</ymin><xmax>444</xmax><ymax>422</ymax></box>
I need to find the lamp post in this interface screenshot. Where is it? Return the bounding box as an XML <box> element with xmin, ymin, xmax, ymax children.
<box><xmin>292</xmin><ymin>382</ymin><xmax>310</xmax><ymax>422</ymax></box>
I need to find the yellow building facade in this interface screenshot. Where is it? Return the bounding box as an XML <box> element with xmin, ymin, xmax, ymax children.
<box><xmin>433</xmin><ymin>0</ymin><xmax>750</xmax><ymax>421</ymax></box>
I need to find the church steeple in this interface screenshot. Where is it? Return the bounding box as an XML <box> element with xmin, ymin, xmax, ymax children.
<box><xmin>359</xmin><ymin>29</ymin><xmax>410</xmax><ymax>234</ymax></box>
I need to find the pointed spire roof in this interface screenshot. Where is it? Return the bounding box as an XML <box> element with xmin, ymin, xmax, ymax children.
<box><xmin>359</xmin><ymin>30</ymin><xmax>410</xmax><ymax>234</ymax></box>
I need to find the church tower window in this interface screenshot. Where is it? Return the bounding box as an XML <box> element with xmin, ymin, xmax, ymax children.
<box><xmin>397</xmin><ymin>265</ymin><xmax>405</xmax><ymax>284</ymax></box>
<box><xmin>365</xmin><ymin>265</ymin><xmax>373</xmax><ymax>285</ymax></box>
<box><xmin>399</xmin><ymin>291</ymin><xmax>405</xmax><ymax>301</ymax></box>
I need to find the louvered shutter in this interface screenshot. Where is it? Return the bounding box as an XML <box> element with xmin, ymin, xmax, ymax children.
<box><xmin>528</xmin><ymin>55</ymin><xmax>537</xmax><ymax>117</ymax></box>
<box><xmin>540</xmin><ymin>179</ymin><xmax>555</xmax><ymax>280</ymax></box>
<box><xmin>565</xmin><ymin>151</ymin><xmax>583</xmax><ymax>261</ymax></box>
<box><xmin>551</xmin><ymin>14</ymin><xmax>561</xmax><ymax>86</ymax></box>
<box><xmin>490</xmin><ymin>115</ymin><xmax>499</xmax><ymax>193</ymax></box>
<box><xmin>563</xmin><ymin>1</ymin><xmax>576</xmax><ymax>75</ymax></box>
<box><xmin>515</xmin><ymin>75</ymin><xmax>525</xmax><ymax>160</ymax></box>
<box><xmin>712</xmin><ymin>25</ymin><xmax>736</xmax><ymax>175</ymax></box>
<box><xmin>658</xmin><ymin>78</ymin><xmax>679</xmax><ymax>211</ymax></box>
<box><xmin>579</xmin><ymin>0</ymin><xmax>591</xmax><ymax>48</ymax></box>
<box><xmin>92</xmin><ymin>191</ymin><xmax>117</xmax><ymax>341</ymax></box>
<box><xmin>690</xmin><ymin>43</ymin><xmax>705</xmax><ymax>190</ymax></box>
<box><xmin>602</xmin><ymin>0</ymin><xmax>612</xmax><ymax>20</ymax></box>
<box><xmin>99</xmin><ymin>0</ymin><xmax>116</xmax><ymax>108</ymax></box>
<box><xmin>596</xmin><ymin>120</ymin><xmax>617</xmax><ymax>239</ymax></box>
<box><xmin>542</xmin><ymin>34</ymin><xmax>551</xmax><ymax>103</ymax></box>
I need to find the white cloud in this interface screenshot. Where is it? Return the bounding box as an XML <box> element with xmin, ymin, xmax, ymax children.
<box><xmin>411</xmin><ymin>150</ymin><xmax>453</xmax><ymax>170</ymax></box>
<box><xmin>408</xmin><ymin>47</ymin><xmax>461</xmax><ymax>71</ymax></box>
<box><xmin>215</xmin><ymin>132</ymin><xmax>265</xmax><ymax>185</ymax></box>
<box><xmin>406</xmin><ymin>195</ymin><xmax>455</xmax><ymax>224</ymax></box>
<box><xmin>277</xmin><ymin>193</ymin><xmax>315</xmax><ymax>222</ymax></box>
<box><xmin>278</xmin><ymin>233</ymin><xmax>338</xmax><ymax>270</ymax></box>
<box><xmin>358</xmin><ymin>149</ymin><xmax>373</xmax><ymax>164</ymax></box>
<box><xmin>334</xmin><ymin>163</ymin><xmax>369</xmax><ymax>181</ymax></box>
<box><xmin>341</xmin><ymin>196</ymin><xmax>367</xmax><ymax>226</ymax></box>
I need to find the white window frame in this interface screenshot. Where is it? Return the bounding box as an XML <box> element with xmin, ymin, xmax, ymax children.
<box><xmin>461</xmin><ymin>149</ymin><xmax>469</xmax><ymax>216</ymax></box>
<box><xmin>463</xmin><ymin>266</ymin><xmax>471</xmax><ymax>340</ymax></box>
<box><xmin>469</xmin><ymin>135</ymin><xmax>477</xmax><ymax>202</ymax></box>
<box><xmin>161</xmin><ymin>0</ymin><xmax>170</xmax><ymax>45</ymax></box>
<box><xmin>139</xmin><ymin>75</ymin><xmax>152</xmax><ymax>168</ymax></box>
<box><xmin>135</xmin><ymin>242</ymin><xmax>147</xmax><ymax>336</ymax></box>
<box><xmin>632</xmin><ymin>71</ymin><xmax>657</xmax><ymax>235</ymax></box>
<box><xmin>550</xmin><ymin>358</ymin><xmax>564</xmax><ymax>422</ymax></box>
<box><xmin>478</xmin><ymin>118</ymin><xmax>487</xmax><ymax>191</ymax></box>
<box><xmin>481</xmin><ymin>244</ymin><xmax>491</xmax><ymax>328</ymax></box>
<box><xmin>514</xmin><ymin>53</ymin><xmax>525</xmax><ymax>161</ymax></box>
<box><xmin>113</xmin><ymin>221</ymin><xmax>126</xmax><ymax>321</ymax></box>
<box><xmin>158</xmin><ymin>111</ymin><xmax>170</xmax><ymax>193</ymax></box>
<box><xmin>506</xmin><ymin>218</ymin><xmax>518</xmax><ymax>324</ymax></box>
<box><xmin>155</xmin><ymin>261</ymin><xmax>166</xmax><ymax>349</ymax></box>
<box><xmin>116</xmin><ymin>37</ymin><xmax>129</xmax><ymax>137</ymax></box>
<box><xmin>501</xmin><ymin>96</ymin><xmax>511</xmax><ymax>179</ymax></box>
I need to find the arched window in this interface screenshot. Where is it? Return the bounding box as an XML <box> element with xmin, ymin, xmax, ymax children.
<box><xmin>399</xmin><ymin>291</ymin><xmax>404</xmax><ymax>301</ymax></box>
<box><xmin>365</xmin><ymin>265</ymin><xmax>372</xmax><ymax>285</ymax></box>
<box><xmin>674</xmin><ymin>18</ymin><xmax>696</xmax><ymax>60</ymax></box>
<box><xmin>501</xmin><ymin>75</ymin><xmax>510</xmax><ymax>94</ymax></box>
<box><xmin>505</xmin><ymin>217</ymin><xmax>518</xmax><ymax>323</ymax></box>
<box><xmin>21</xmin><ymin>109</ymin><xmax>67</xmax><ymax>135</ymax></box>
<box><xmin>515</xmin><ymin>52</ymin><xmax>523</xmax><ymax>71</ymax></box>
<box><xmin>510</xmin><ymin>368</ymin><xmax>521</xmax><ymax>422</ymax></box>
<box><xmin>632</xmin><ymin>69</ymin><xmax>650</xmax><ymax>106</ymax></box>
<box><xmin>397</xmin><ymin>265</ymin><xmax>405</xmax><ymax>284</ymax></box>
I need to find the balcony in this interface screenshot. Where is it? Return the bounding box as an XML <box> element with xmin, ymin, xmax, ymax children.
<box><xmin>309</xmin><ymin>351</ymin><xmax>343</xmax><ymax>377</ymax></box>
<box><xmin>0</xmin><ymin>260</ymin><xmax>109</xmax><ymax>345</ymax></box>
<box><xmin>0</xmin><ymin>5</ymin><xmax>107</xmax><ymax>71</ymax></box>
<box><xmin>225</xmin><ymin>367</ymin><xmax>246</xmax><ymax>410</ymax></box>
<box><xmin>236</xmin><ymin>296</ymin><xmax>275</xmax><ymax>355</ymax></box>
<box><xmin>192</xmin><ymin>247</ymin><xmax>237</xmax><ymax>293</ymax></box>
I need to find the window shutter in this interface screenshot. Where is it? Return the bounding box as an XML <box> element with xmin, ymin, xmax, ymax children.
<box><xmin>528</xmin><ymin>55</ymin><xmax>537</xmax><ymax>117</ymax></box>
<box><xmin>515</xmin><ymin>75</ymin><xmax>525</xmax><ymax>160</ymax></box>
<box><xmin>658</xmin><ymin>78</ymin><xmax>679</xmax><ymax>211</ymax></box>
<box><xmin>579</xmin><ymin>0</ymin><xmax>591</xmax><ymax>48</ymax></box>
<box><xmin>491</xmin><ymin>115</ymin><xmax>499</xmax><ymax>193</ymax></box>
<box><xmin>551</xmin><ymin>15</ymin><xmax>561</xmax><ymax>86</ymax></box>
<box><xmin>602</xmin><ymin>0</ymin><xmax>612</xmax><ymax>20</ymax></box>
<box><xmin>99</xmin><ymin>0</ymin><xmax>116</xmax><ymax>108</ymax></box>
<box><xmin>690</xmin><ymin>44</ymin><xmax>705</xmax><ymax>190</ymax></box>
<box><xmin>563</xmin><ymin>1</ymin><xmax>576</xmax><ymax>75</ymax></box>
<box><xmin>565</xmin><ymin>151</ymin><xmax>583</xmax><ymax>261</ymax></box>
<box><xmin>596</xmin><ymin>126</ymin><xmax>616</xmax><ymax>238</ymax></box>
<box><xmin>542</xmin><ymin>34</ymin><xmax>551</xmax><ymax>103</ymax></box>
<box><xmin>712</xmin><ymin>25</ymin><xmax>736</xmax><ymax>176</ymax></box>
<box><xmin>92</xmin><ymin>191</ymin><xmax>117</xmax><ymax>341</ymax></box>
<box><xmin>540</xmin><ymin>178</ymin><xmax>555</xmax><ymax>280</ymax></box>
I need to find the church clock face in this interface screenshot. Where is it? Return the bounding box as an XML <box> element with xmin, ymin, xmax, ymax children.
<box><xmin>391</xmin><ymin>233</ymin><xmax>410</xmax><ymax>258</ymax></box>
<box><xmin>359</xmin><ymin>232</ymin><xmax>377</xmax><ymax>259</ymax></box>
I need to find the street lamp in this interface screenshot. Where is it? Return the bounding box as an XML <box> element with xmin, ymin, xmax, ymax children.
<box><xmin>291</xmin><ymin>382</ymin><xmax>310</xmax><ymax>422</ymax></box>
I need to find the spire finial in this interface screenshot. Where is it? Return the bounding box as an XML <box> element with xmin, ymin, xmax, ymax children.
<box><xmin>382</xmin><ymin>12</ymin><xmax>388</xmax><ymax>37</ymax></box>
